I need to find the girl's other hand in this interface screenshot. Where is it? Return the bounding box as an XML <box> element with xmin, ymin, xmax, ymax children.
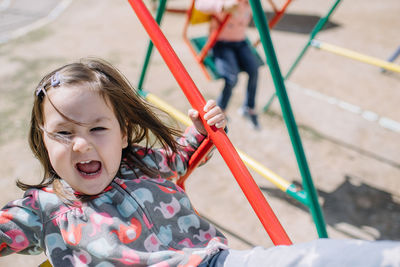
<box><xmin>188</xmin><ymin>100</ymin><xmax>226</xmax><ymax>135</ymax></box>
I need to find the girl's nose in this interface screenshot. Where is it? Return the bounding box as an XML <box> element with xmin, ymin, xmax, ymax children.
<box><xmin>72</xmin><ymin>136</ymin><xmax>92</xmax><ymax>153</ymax></box>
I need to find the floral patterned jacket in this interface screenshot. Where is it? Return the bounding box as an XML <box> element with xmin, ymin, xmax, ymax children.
<box><xmin>0</xmin><ymin>126</ymin><xmax>228</xmax><ymax>266</ymax></box>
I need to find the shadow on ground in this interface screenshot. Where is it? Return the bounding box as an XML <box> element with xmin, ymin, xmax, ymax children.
<box><xmin>260</xmin><ymin>175</ymin><xmax>400</xmax><ymax>240</ymax></box>
<box><xmin>249</xmin><ymin>11</ymin><xmax>340</xmax><ymax>34</ymax></box>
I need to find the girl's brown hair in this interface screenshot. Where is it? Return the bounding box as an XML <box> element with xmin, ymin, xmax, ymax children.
<box><xmin>18</xmin><ymin>58</ymin><xmax>182</xmax><ymax>198</ymax></box>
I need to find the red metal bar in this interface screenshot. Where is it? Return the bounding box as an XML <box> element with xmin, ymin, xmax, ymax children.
<box><xmin>268</xmin><ymin>0</ymin><xmax>292</xmax><ymax>28</ymax></box>
<box><xmin>253</xmin><ymin>0</ymin><xmax>293</xmax><ymax>47</ymax></box>
<box><xmin>182</xmin><ymin>0</ymin><xmax>195</xmax><ymax>42</ymax></box>
<box><xmin>183</xmin><ymin>36</ymin><xmax>213</xmax><ymax>80</ymax></box>
<box><xmin>266</xmin><ymin>0</ymin><xmax>279</xmax><ymax>13</ymax></box>
<box><xmin>127</xmin><ymin>0</ymin><xmax>291</xmax><ymax>246</ymax></box>
<box><xmin>181</xmin><ymin>1</ymin><xmax>229</xmax><ymax>80</ymax></box>
<box><xmin>164</xmin><ymin>7</ymin><xmax>187</xmax><ymax>14</ymax></box>
<box><xmin>177</xmin><ymin>137</ymin><xmax>214</xmax><ymax>191</ymax></box>
<box><xmin>182</xmin><ymin>0</ymin><xmax>212</xmax><ymax>80</ymax></box>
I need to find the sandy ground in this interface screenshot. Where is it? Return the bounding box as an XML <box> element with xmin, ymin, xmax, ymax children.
<box><xmin>0</xmin><ymin>0</ymin><xmax>399</xmax><ymax>265</ymax></box>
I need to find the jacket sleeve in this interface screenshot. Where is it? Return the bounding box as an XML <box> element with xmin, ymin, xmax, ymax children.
<box><xmin>146</xmin><ymin>125</ymin><xmax>210</xmax><ymax>179</ymax></box>
<box><xmin>0</xmin><ymin>190</ymin><xmax>44</xmax><ymax>256</ymax></box>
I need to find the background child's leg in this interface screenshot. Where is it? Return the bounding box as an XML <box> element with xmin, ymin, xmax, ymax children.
<box><xmin>236</xmin><ymin>41</ymin><xmax>259</xmax><ymax>110</ymax></box>
<box><xmin>214</xmin><ymin>42</ymin><xmax>240</xmax><ymax>110</ymax></box>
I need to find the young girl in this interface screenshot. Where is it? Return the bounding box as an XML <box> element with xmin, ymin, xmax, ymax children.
<box><xmin>0</xmin><ymin>57</ymin><xmax>228</xmax><ymax>266</ymax></box>
<box><xmin>1</xmin><ymin>57</ymin><xmax>400</xmax><ymax>267</ymax></box>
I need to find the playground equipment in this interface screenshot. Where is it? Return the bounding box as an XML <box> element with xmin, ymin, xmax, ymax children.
<box><xmin>129</xmin><ymin>0</ymin><xmax>292</xmax><ymax>245</ymax></box>
<box><xmin>37</xmin><ymin>1</ymin><xmax>326</xmax><ymax>265</ymax></box>
<box><xmin>263</xmin><ymin>0</ymin><xmax>400</xmax><ymax>111</ymax></box>
<box><xmin>182</xmin><ymin>0</ymin><xmax>295</xmax><ymax>81</ymax></box>
<box><xmin>264</xmin><ymin>0</ymin><xmax>294</xmax><ymax>31</ymax></box>
<box><xmin>381</xmin><ymin>45</ymin><xmax>400</xmax><ymax>73</ymax></box>
<box><xmin>182</xmin><ymin>0</ymin><xmax>264</xmax><ymax>80</ymax></box>
<box><xmin>151</xmin><ymin>0</ymin><xmax>294</xmax><ymax>26</ymax></box>
<box><xmin>386</xmin><ymin>46</ymin><xmax>400</xmax><ymax>64</ymax></box>
<box><xmin>144</xmin><ymin>92</ymin><xmax>308</xmax><ymax>203</ymax></box>
<box><xmin>141</xmin><ymin>0</ymin><xmax>293</xmax><ymax>82</ymax></box>
<box><xmin>263</xmin><ymin>0</ymin><xmax>342</xmax><ymax>111</ymax></box>
<box><xmin>182</xmin><ymin>1</ymin><xmax>232</xmax><ymax>80</ymax></box>
<box><xmin>135</xmin><ymin>0</ymin><xmax>328</xmax><ymax>239</ymax></box>
<box><xmin>311</xmin><ymin>40</ymin><xmax>400</xmax><ymax>74</ymax></box>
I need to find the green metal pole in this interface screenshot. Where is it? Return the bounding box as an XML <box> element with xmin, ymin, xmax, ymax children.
<box><xmin>263</xmin><ymin>0</ymin><xmax>342</xmax><ymax>112</ymax></box>
<box><xmin>286</xmin><ymin>185</ymin><xmax>309</xmax><ymax>206</ymax></box>
<box><xmin>249</xmin><ymin>0</ymin><xmax>328</xmax><ymax>238</ymax></box>
<box><xmin>285</xmin><ymin>0</ymin><xmax>341</xmax><ymax>79</ymax></box>
<box><xmin>137</xmin><ymin>0</ymin><xmax>167</xmax><ymax>91</ymax></box>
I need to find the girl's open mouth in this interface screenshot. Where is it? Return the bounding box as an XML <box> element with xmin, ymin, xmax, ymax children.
<box><xmin>76</xmin><ymin>160</ymin><xmax>102</xmax><ymax>178</ymax></box>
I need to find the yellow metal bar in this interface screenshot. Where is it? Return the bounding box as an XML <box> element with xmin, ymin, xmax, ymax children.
<box><xmin>311</xmin><ymin>40</ymin><xmax>400</xmax><ymax>73</ymax></box>
<box><xmin>145</xmin><ymin>93</ymin><xmax>292</xmax><ymax>192</ymax></box>
<box><xmin>237</xmin><ymin>152</ymin><xmax>291</xmax><ymax>191</ymax></box>
<box><xmin>146</xmin><ymin>93</ymin><xmax>192</xmax><ymax>125</ymax></box>
<box><xmin>39</xmin><ymin>260</ymin><xmax>52</xmax><ymax>267</ymax></box>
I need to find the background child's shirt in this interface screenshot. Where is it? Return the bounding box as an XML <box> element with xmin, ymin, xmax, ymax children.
<box><xmin>0</xmin><ymin>126</ymin><xmax>228</xmax><ymax>266</ymax></box>
<box><xmin>195</xmin><ymin>0</ymin><xmax>252</xmax><ymax>42</ymax></box>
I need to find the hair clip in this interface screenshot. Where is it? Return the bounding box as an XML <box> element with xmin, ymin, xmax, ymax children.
<box><xmin>36</xmin><ymin>86</ymin><xmax>45</xmax><ymax>98</ymax></box>
<box><xmin>51</xmin><ymin>72</ymin><xmax>62</xmax><ymax>87</ymax></box>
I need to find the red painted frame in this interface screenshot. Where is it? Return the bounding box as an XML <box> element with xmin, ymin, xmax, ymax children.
<box><xmin>127</xmin><ymin>0</ymin><xmax>292</xmax><ymax>246</ymax></box>
<box><xmin>183</xmin><ymin>0</ymin><xmax>293</xmax><ymax>76</ymax></box>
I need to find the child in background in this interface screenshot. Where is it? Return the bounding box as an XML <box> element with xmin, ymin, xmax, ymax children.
<box><xmin>1</xmin><ymin>57</ymin><xmax>400</xmax><ymax>267</ymax></box>
<box><xmin>195</xmin><ymin>0</ymin><xmax>261</xmax><ymax>130</ymax></box>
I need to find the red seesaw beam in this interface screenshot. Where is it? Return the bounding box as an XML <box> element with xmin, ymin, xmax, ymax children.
<box><xmin>127</xmin><ymin>0</ymin><xmax>292</xmax><ymax>246</ymax></box>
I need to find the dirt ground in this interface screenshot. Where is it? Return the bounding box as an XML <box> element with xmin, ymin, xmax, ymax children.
<box><xmin>0</xmin><ymin>0</ymin><xmax>399</xmax><ymax>265</ymax></box>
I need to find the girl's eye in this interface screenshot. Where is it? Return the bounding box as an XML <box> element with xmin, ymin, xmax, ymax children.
<box><xmin>47</xmin><ymin>131</ymin><xmax>73</xmax><ymax>144</ymax></box>
<box><xmin>91</xmin><ymin>127</ymin><xmax>106</xmax><ymax>132</ymax></box>
<box><xmin>57</xmin><ymin>131</ymin><xmax>71</xmax><ymax>136</ymax></box>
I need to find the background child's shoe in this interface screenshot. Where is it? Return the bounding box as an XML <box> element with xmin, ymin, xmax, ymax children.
<box><xmin>238</xmin><ymin>107</ymin><xmax>261</xmax><ymax>131</ymax></box>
